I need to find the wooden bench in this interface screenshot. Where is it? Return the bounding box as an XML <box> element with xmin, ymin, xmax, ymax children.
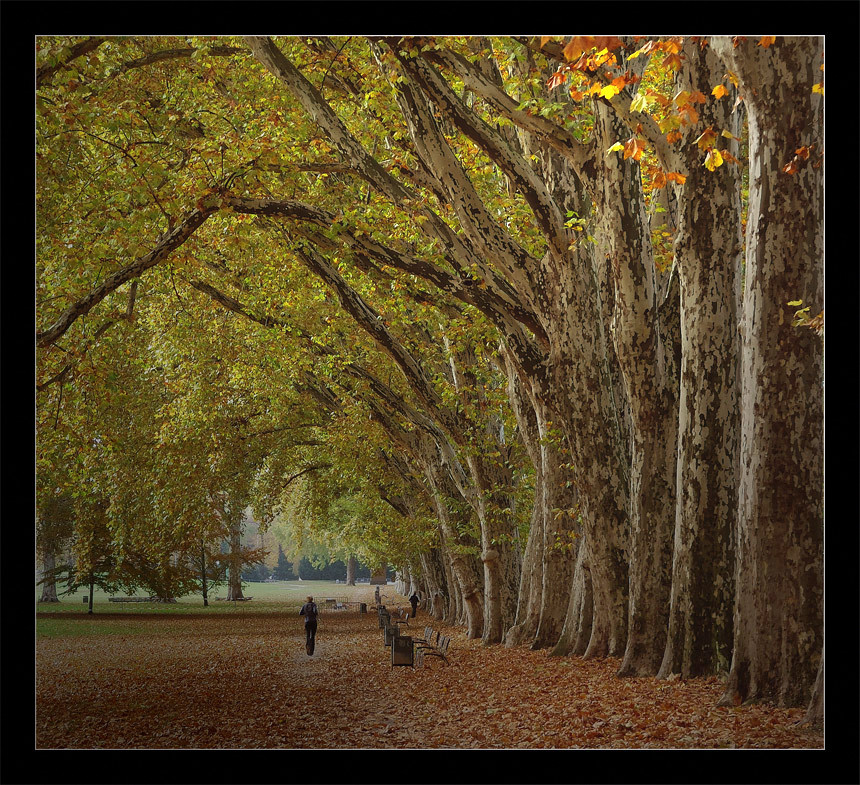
<box><xmin>415</xmin><ymin>630</ymin><xmax>451</xmax><ymax>667</ymax></box>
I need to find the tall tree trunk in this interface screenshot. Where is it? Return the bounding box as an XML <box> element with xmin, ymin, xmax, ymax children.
<box><xmin>426</xmin><ymin>462</ymin><xmax>484</xmax><ymax>637</ymax></box>
<box><xmin>87</xmin><ymin>573</ymin><xmax>94</xmax><ymax>615</ymax></box>
<box><xmin>346</xmin><ymin>554</ymin><xmax>357</xmax><ymax>586</ymax></box>
<box><xmin>39</xmin><ymin>550</ymin><xmax>60</xmax><ymax>603</ymax></box>
<box><xmin>712</xmin><ymin>36</ymin><xmax>824</xmax><ymax>707</ymax></box>
<box><xmin>419</xmin><ymin>548</ymin><xmax>446</xmax><ymax>621</ymax></box>
<box><xmin>531</xmin><ymin>417</ymin><xmax>578</xmax><ymax>650</ymax></box>
<box><xmin>226</xmin><ymin>517</ymin><xmax>245</xmax><ymax>601</ymax></box>
<box><xmin>659</xmin><ymin>38</ymin><xmax>742</xmax><ymax>679</ymax></box>
<box><xmin>501</xmin><ymin>345</ymin><xmax>544</xmax><ymax>647</ymax></box>
<box><xmin>592</xmin><ymin>101</ymin><xmax>678</xmax><ymax>677</ymax></box>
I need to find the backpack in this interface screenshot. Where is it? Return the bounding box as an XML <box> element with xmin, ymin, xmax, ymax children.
<box><xmin>303</xmin><ymin>602</ymin><xmax>318</xmax><ymax>620</ymax></box>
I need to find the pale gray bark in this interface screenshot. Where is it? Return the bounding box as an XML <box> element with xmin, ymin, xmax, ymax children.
<box><xmin>39</xmin><ymin>550</ymin><xmax>61</xmax><ymax>602</ymax></box>
<box><xmin>591</xmin><ymin>100</ymin><xmax>678</xmax><ymax>676</ymax></box>
<box><xmin>712</xmin><ymin>35</ymin><xmax>824</xmax><ymax>708</ymax></box>
<box><xmin>660</xmin><ymin>38</ymin><xmax>742</xmax><ymax>679</ymax></box>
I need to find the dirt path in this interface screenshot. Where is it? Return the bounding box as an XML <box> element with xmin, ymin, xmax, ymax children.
<box><xmin>36</xmin><ymin>608</ymin><xmax>823</xmax><ymax>750</ymax></box>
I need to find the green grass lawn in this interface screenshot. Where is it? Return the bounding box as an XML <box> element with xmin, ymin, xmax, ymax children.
<box><xmin>36</xmin><ymin>580</ymin><xmax>401</xmax><ymax>631</ymax></box>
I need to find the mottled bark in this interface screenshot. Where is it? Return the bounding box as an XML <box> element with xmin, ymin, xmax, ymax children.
<box><xmin>502</xmin><ymin>359</ymin><xmax>544</xmax><ymax>647</ymax></box>
<box><xmin>39</xmin><ymin>550</ymin><xmax>61</xmax><ymax>603</ymax></box>
<box><xmin>346</xmin><ymin>555</ymin><xmax>357</xmax><ymax>586</ymax></box>
<box><xmin>712</xmin><ymin>36</ymin><xmax>824</xmax><ymax>708</ymax></box>
<box><xmin>531</xmin><ymin>421</ymin><xmax>578</xmax><ymax>649</ymax></box>
<box><xmin>593</xmin><ymin>101</ymin><xmax>677</xmax><ymax>676</ymax></box>
<box><xmin>226</xmin><ymin>518</ymin><xmax>245</xmax><ymax>601</ymax></box>
<box><xmin>426</xmin><ymin>463</ymin><xmax>484</xmax><ymax>638</ymax></box>
<box><xmin>660</xmin><ymin>38</ymin><xmax>742</xmax><ymax>679</ymax></box>
<box><xmin>419</xmin><ymin>549</ymin><xmax>447</xmax><ymax>621</ymax></box>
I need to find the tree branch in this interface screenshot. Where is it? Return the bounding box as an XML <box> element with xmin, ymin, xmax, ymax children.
<box><xmin>37</xmin><ymin>202</ymin><xmax>218</xmax><ymax>349</ymax></box>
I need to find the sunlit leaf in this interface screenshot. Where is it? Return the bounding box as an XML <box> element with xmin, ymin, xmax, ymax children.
<box><xmin>704</xmin><ymin>148</ymin><xmax>724</xmax><ymax>171</ymax></box>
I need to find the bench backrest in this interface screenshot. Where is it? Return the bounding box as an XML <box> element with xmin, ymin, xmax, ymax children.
<box><xmin>439</xmin><ymin>635</ymin><xmax>450</xmax><ymax>652</ymax></box>
<box><xmin>424</xmin><ymin>626</ymin><xmax>433</xmax><ymax>641</ymax></box>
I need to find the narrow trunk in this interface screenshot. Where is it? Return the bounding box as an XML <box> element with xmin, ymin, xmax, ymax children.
<box><xmin>346</xmin><ymin>555</ymin><xmax>357</xmax><ymax>586</ymax></box>
<box><xmin>87</xmin><ymin>573</ymin><xmax>94</xmax><ymax>614</ymax></box>
<box><xmin>201</xmin><ymin>543</ymin><xmax>209</xmax><ymax>608</ymax></box>
<box><xmin>712</xmin><ymin>36</ymin><xmax>824</xmax><ymax>708</ymax></box>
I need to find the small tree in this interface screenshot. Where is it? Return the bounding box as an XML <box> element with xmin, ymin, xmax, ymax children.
<box><xmin>271</xmin><ymin>544</ymin><xmax>295</xmax><ymax>580</ymax></box>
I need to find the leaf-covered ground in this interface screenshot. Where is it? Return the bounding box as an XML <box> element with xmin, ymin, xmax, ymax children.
<box><xmin>36</xmin><ymin>605</ymin><xmax>823</xmax><ymax>750</ymax></box>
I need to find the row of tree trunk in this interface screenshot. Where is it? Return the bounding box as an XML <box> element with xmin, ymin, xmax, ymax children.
<box><xmin>240</xmin><ymin>35</ymin><xmax>823</xmax><ymax>718</ymax></box>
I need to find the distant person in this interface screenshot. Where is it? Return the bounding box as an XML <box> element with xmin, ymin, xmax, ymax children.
<box><xmin>374</xmin><ymin>585</ymin><xmax>381</xmax><ymax>606</ymax></box>
<box><xmin>409</xmin><ymin>592</ymin><xmax>419</xmax><ymax>618</ymax></box>
<box><xmin>299</xmin><ymin>595</ymin><xmax>319</xmax><ymax>655</ymax></box>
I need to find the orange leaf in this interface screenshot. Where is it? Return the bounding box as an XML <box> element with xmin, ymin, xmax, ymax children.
<box><xmin>547</xmin><ymin>70</ymin><xmax>566</xmax><ymax>90</ymax></box>
<box><xmin>593</xmin><ymin>36</ymin><xmax>625</xmax><ymax>53</ymax></box>
<box><xmin>677</xmin><ymin>104</ymin><xmax>699</xmax><ymax>126</ymax></box>
<box><xmin>623</xmin><ymin>137</ymin><xmax>647</xmax><ymax>161</ymax></box>
<box><xmin>563</xmin><ymin>36</ymin><xmax>593</xmax><ymax>62</ymax></box>
<box><xmin>666</xmin><ymin>130</ymin><xmax>683</xmax><ymax>144</ymax></box>
<box><xmin>712</xmin><ymin>84</ymin><xmax>729</xmax><ymax>99</ymax></box>
<box><xmin>758</xmin><ymin>36</ymin><xmax>776</xmax><ymax>48</ymax></box>
<box><xmin>663</xmin><ymin>53</ymin><xmax>682</xmax><ymax>71</ymax></box>
<box><xmin>665</xmin><ymin>172</ymin><xmax>687</xmax><ymax>185</ymax></box>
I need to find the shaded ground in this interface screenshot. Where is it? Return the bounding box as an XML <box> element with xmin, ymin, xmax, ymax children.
<box><xmin>36</xmin><ymin>604</ymin><xmax>823</xmax><ymax>750</ymax></box>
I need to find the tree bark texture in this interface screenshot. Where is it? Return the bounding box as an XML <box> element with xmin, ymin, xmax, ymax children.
<box><xmin>660</xmin><ymin>38</ymin><xmax>742</xmax><ymax>679</ymax></box>
<box><xmin>39</xmin><ymin>551</ymin><xmax>61</xmax><ymax>602</ymax></box>
<box><xmin>712</xmin><ymin>36</ymin><xmax>824</xmax><ymax>708</ymax></box>
<box><xmin>592</xmin><ymin>101</ymin><xmax>678</xmax><ymax>676</ymax></box>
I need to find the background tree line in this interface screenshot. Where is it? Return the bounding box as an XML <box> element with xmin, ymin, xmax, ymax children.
<box><xmin>36</xmin><ymin>34</ymin><xmax>823</xmax><ymax>721</ymax></box>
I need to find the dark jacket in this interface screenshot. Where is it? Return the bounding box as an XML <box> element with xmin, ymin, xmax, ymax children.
<box><xmin>299</xmin><ymin>602</ymin><xmax>318</xmax><ymax>622</ymax></box>
<box><xmin>409</xmin><ymin>594</ymin><xmax>419</xmax><ymax>606</ymax></box>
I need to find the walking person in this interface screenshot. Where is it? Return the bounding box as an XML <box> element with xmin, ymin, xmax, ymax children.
<box><xmin>409</xmin><ymin>591</ymin><xmax>419</xmax><ymax>618</ymax></box>
<box><xmin>299</xmin><ymin>595</ymin><xmax>319</xmax><ymax>655</ymax></box>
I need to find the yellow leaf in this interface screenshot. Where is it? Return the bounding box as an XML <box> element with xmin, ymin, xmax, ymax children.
<box><xmin>812</xmin><ymin>82</ymin><xmax>824</xmax><ymax>94</ymax></box>
<box><xmin>606</xmin><ymin>142</ymin><xmax>624</xmax><ymax>154</ymax></box>
<box><xmin>630</xmin><ymin>93</ymin><xmax>650</xmax><ymax>113</ymax></box>
<box><xmin>787</xmin><ymin>300</ymin><xmax>803</xmax><ymax>307</ymax></box>
<box><xmin>712</xmin><ymin>84</ymin><xmax>729</xmax><ymax>99</ymax></box>
<box><xmin>720</xmin><ymin>129</ymin><xmax>738</xmax><ymax>140</ymax></box>
<box><xmin>673</xmin><ymin>89</ymin><xmax>691</xmax><ymax>106</ymax></box>
<box><xmin>599</xmin><ymin>83</ymin><xmax>621</xmax><ymax>100</ymax></box>
<box><xmin>704</xmin><ymin>148</ymin><xmax>724</xmax><ymax>171</ymax></box>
